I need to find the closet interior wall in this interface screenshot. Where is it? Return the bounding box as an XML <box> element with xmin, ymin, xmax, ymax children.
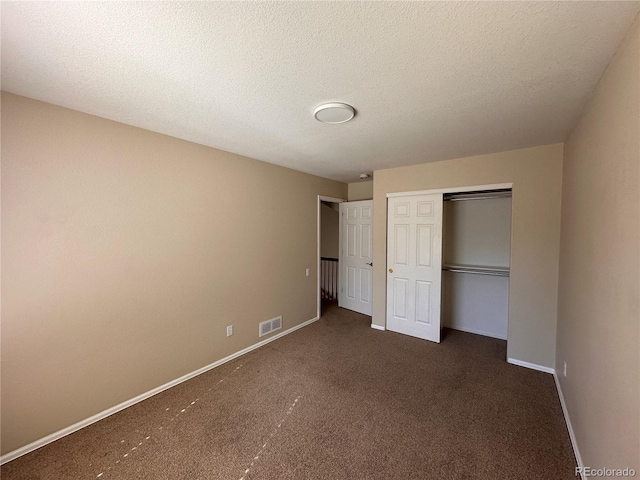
<box><xmin>442</xmin><ymin>192</ymin><xmax>512</xmax><ymax>340</ymax></box>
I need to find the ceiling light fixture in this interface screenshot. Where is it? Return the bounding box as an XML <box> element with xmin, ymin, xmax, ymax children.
<box><xmin>313</xmin><ymin>103</ymin><xmax>355</xmax><ymax>124</ymax></box>
<box><xmin>359</xmin><ymin>173</ymin><xmax>370</xmax><ymax>180</ymax></box>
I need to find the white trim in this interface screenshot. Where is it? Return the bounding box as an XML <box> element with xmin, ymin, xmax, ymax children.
<box><xmin>447</xmin><ymin>325</ymin><xmax>507</xmax><ymax>340</ymax></box>
<box><xmin>386</xmin><ymin>183</ymin><xmax>513</xmax><ymax>198</ymax></box>
<box><xmin>318</xmin><ymin>195</ymin><xmax>346</xmax><ymax>204</ymax></box>
<box><xmin>317</xmin><ymin>195</ymin><xmax>346</xmax><ymax>319</ymax></box>
<box><xmin>0</xmin><ymin>315</ymin><xmax>320</xmax><ymax>465</ymax></box>
<box><xmin>370</xmin><ymin>324</ymin><xmax>385</xmax><ymax>331</ymax></box>
<box><xmin>338</xmin><ymin>201</ymin><xmax>343</xmax><ymax>308</ymax></box>
<box><xmin>507</xmin><ymin>357</ymin><xmax>555</xmax><ymax>374</ymax></box>
<box><xmin>340</xmin><ymin>199</ymin><xmax>373</xmax><ymax>206</ymax></box>
<box><xmin>553</xmin><ymin>373</ymin><xmax>584</xmax><ymax>479</ymax></box>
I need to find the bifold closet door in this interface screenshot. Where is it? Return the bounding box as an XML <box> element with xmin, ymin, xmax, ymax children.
<box><xmin>386</xmin><ymin>194</ymin><xmax>443</xmax><ymax>342</ymax></box>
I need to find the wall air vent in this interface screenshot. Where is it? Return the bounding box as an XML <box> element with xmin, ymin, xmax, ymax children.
<box><xmin>259</xmin><ymin>316</ymin><xmax>283</xmax><ymax>337</ymax></box>
<box><xmin>271</xmin><ymin>316</ymin><xmax>282</xmax><ymax>331</ymax></box>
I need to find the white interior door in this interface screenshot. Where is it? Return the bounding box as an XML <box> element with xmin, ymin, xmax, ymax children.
<box><xmin>340</xmin><ymin>200</ymin><xmax>373</xmax><ymax>316</ymax></box>
<box><xmin>386</xmin><ymin>194</ymin><xmax>443</xmax><ymax>342</ymax></box>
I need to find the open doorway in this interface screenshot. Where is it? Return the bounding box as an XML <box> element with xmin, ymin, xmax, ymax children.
<box><xmin>317</xmin><ymin>196</ymin><xmax>345</xmax><ymax>318</ymax></box>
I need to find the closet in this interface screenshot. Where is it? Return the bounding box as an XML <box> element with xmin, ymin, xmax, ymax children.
<box><xmin>442</xmin><ymin>190</ymin><xmax>512</xmax><ymax>340</ymax></box>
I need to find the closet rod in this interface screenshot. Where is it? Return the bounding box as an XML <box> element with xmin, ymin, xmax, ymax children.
<box><xmin>442</xmin><ymin>264</ymin><xmax>510</xmax><ymax>277</ymax></box>
<box><xmin>443</xmin><ymin>190</ymin><xmax>512</xmax><ymax>202</ymax></box>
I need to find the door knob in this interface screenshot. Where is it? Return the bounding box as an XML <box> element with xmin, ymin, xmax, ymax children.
<box><xmin>389</xmin><ymin>268</ymin><xmax>393</xmax><ymax>273</ymax></box>
<box><xmin>366</xmin><ymin>262</ymin><xmax>373</xmax><ymax>267</ymax></box>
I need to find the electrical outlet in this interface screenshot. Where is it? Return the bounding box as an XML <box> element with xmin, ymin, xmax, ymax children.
<box><xmin>226</xmin><ymin>325</ymin><xmax>233</xmax><ymax>337</ymax></box>
<box><xmin>305</xmin><ymin>268</ymin><xmax>310</xmax><ymax>277</ymax></box>
<box><xmin>563</xmin><ymin>361</ymin><xmax>567</xmax><ymax>377</ymax></box>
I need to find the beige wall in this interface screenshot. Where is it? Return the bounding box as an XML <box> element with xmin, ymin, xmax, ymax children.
<box><xmin>348</xmin><ymin>181</ymin><xmax>373</xmax><ymax>201</ymax></box>
<box><xmin>0</xmin><ymin>92</ymin><xmax>347</xmax><ymax>455</ymax></box>
<box><xmin>557</xmin><ymin>15</ymin><xmax>639</xmax><ymax>473</ymax></box>
<box><xmin>372</xmin><ymin>143</ymin><xmax>563</xmax><ymax>368</ymax></box>
<box><xmin>320</xmin><ymin>203</ymin><xmax>339</xmax><ymax>258</ymax></box>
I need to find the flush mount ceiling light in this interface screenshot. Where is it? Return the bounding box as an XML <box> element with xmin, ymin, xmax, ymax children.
<box><xmin>313</xmin><ymin>103</ymin><xmax>355</xmax><ymax>124</ymax></box>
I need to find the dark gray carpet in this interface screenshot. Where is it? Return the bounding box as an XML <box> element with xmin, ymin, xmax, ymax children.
<box><xmin>1</xmin><ymin>303</ymin><xmax>577</xmax><ymax>479</ymax></box>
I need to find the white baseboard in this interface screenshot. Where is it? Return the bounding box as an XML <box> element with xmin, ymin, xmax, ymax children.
<box><xmin>0</xmin><ymin>315</ymin><xmax>320</xmax><ymax>465</ymax></box>
<box><xmin>553</xmin><ymin>372</ymin><xmax>584</xmax><ymax>479</ymax></box>
<box><xmin>370</xmin><ymin>324</ymin><xmax>385</xmax><ymax>331</ymax></box>
<box><xmin>507</xmin><ymin>357</ymin><xmax>555</xmax><ymax>374</ymax></box>
<box><xmin>446</xmin><ymin>324</ymin><xmax>507</xmax><ymax>340</ymax></box>
<box><xmin>508</xmin><ymin>358</ymin><xmax>583</xmax><ymax>478</ymax></box>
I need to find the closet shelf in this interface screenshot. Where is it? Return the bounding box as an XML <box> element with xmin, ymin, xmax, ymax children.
<box><xmin>443</xmin><ymin>190</ymin><xmax>512</xmax><ymax>202</ymax></box>
<box><xmin>442</xmin><ymin>264</ymin><xmax>510</xmax><ymax>277</ymax></box>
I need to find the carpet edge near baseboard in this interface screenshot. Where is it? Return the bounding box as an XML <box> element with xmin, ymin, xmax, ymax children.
<box><xmin>553</xmin><ymin>372</ymin><xmax>585</xmax><ymax>480</ymax></box>
<box><xmin>506</xmin><ymin>357</ymin><xmax>584</xmax><ymax>479</ymax></box>
<box><xmin>0</xmin><ymin>315</ymin><xmax>320</xmax><ymax>465</ymax></box>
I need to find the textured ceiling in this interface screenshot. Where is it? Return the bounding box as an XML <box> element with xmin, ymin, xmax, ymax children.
<box><xmin>2</xmin><ymin>2</ymin><xmax>639</xmax><ymax>182</ymax></box>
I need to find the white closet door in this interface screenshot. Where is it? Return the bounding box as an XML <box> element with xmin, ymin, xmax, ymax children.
<box><xmin>386</xmin><ymin>194</ymin><xmax>443</xmax><ymax>342</ymax></box>
<box><xmin>340</xmin><ymin>201</ymin><xmax>373</xmax><ymax>316</ymax></box>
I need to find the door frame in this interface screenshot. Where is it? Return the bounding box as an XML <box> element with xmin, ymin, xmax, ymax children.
<box><xmin>386</xmin><ymin>183</ymin><xmax>513</xmax><ymax>198</ymax></box>
<box><xmin>385</xmin><ymin>182</ymin><xmax>513</xmax><ymax>334</ymax></box>
<box><xmin>317</xmin><ymin>195</ymin><xmax>346</xmax><ymax>319</ymax></box>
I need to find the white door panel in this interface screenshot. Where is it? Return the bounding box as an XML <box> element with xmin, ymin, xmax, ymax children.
<box><xmin>386</xmin><ymin>194</ymin><xmax>443</xmax><ymax>342</ymax></box>
<box><xmin>340</xmin><ymin>200</ymin><xmax>373</xmax><ymax>316</ymax></box>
